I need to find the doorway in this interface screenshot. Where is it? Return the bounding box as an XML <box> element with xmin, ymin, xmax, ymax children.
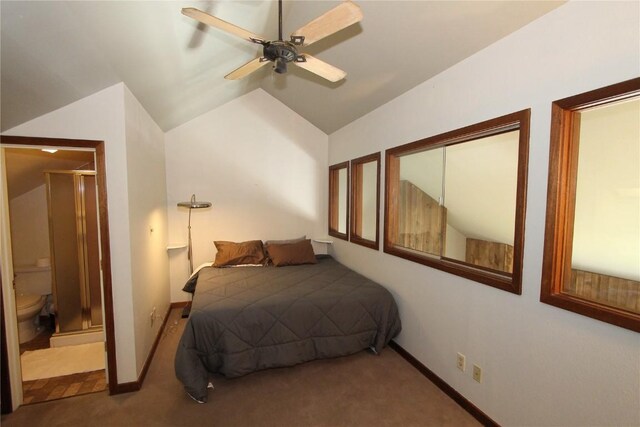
<box><xmin>0</xmin><ymin>136</ymin><xmax>117</xmax><ymax>411</ymax></box>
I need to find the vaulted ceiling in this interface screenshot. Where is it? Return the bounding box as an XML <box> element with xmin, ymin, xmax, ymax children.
<box><xmin>1</xmin><ymin>1</ymin><xmax>564</xmax><ymax>135</ymax></box>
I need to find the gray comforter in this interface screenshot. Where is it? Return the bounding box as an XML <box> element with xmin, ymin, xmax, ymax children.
<box><xmin>175</xmin><ymin>256</ymin><xmax>401</xmax><ymax>402</ymax></box>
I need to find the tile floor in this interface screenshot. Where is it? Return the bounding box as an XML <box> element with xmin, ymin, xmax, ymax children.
<box><xmin>21</xmin><ymin>370</ymin><xmax>106</xmax><ymax>404</ymax></box>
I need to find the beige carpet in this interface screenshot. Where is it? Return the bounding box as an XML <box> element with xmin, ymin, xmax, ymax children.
<box><xmin>3</xmin><ymin>309</ymin><xmax>479</xmax><ymax>426</ymax></box>
<box><xmin>20</xmin><ymin>342</ymin><xmax>105</xmax><ymax>381</ymax></box>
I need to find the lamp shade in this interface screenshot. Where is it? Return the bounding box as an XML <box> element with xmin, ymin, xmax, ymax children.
<box><xmin>177</xmin><ymin>194</ymin><xmax>211</xmax><ymax>209</ymax></box>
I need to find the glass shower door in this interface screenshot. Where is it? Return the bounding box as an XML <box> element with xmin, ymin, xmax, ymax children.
<box><xmin>46</xmin><ymin>171</ymin><xmax>102</xmax><ymax>334</ymax></box>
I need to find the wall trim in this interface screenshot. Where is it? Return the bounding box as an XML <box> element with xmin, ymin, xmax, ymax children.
<box><xmin>171</xmin><ymin>301</ymin><xmax>189</xmax><ymax>308</ymax></box>
<box><xmin>1</xmin><ymin>275</ymin><xmax>12</xmax><ymax>414</ymax></box>
<box><xmin>112</xmin><ymin>303</ymin><xmax>173</xmax><ymax>394</ymax></box>
<box><xmin>388</xmin><ymin>340</ymin><xmax>499</xmax><ymax>427</ymax></box>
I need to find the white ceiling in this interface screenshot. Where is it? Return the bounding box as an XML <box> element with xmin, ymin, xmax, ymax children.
<box><xmin>1</xmin><ymin>1</ymin><xmax>564</xmax><ymax>135</ymax></box>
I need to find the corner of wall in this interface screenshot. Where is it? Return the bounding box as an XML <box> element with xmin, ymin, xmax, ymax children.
<box><xmin>122</xmin><ymin>86</ymin><xmax>171</xmax><ymax>376</ymax></box>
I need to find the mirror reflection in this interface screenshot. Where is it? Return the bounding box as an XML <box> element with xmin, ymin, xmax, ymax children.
<box><xmin>359</xmin><ymin>161</ymin><xmax>377</xmax><ymax>241</ymax></box>
<box><xmin>395</xmin><ymin>131</ymin><xmax>520</xmax><ymax>274</ymax></box>
<box><xmin>398</xmin><ymin>148</ymin><xmax>444</xmax><ymax>257</ymax></box>
<box><xmin>570</xmin><ymin>97</ymin><xmax>639</xmax><ymax>313</ymax></box>
<box><xmin>329</xmin><ymin>162</ymin><xmax>349</xmax><ymax>239</ymax></box>
<box><xmin>337</xmin><ymin>168</ymin><xmax>347</xmax><ymax>233</ymax></box>
<box><xmin>351</xmin><ymin>153</ymin><xmax>380</xmax><ymax>249</ymax></box>
<box><xmin>443</xmin><ymin>131</ymin><xmax>519</xmax><ymax>273</ymax></box>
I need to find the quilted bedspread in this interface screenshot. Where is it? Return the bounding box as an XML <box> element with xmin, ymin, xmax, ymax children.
<box><xmin>175</xmin><ymin>256</ymin><xmax>401</xmax><ymax>402</ymax></box>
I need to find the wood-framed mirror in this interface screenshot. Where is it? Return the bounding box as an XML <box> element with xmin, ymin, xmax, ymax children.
<box><xmin>328</xmin><ymin>162</ymin><xmax>349</xmax><ymax>240</ymax></box>
<box><xmin>541</xmin><ymin>78</ymin><xmax>640</xmax><ymax>332</ymax></box>
<box><xmin>384</xmin><ymin>109</ymin><xmax>530</xmax><ymax>294</ymax></box>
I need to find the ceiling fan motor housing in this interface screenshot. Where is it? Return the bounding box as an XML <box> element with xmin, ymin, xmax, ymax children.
<box><xmin>263</xmin><ymin>41</ymin><xmax>300</xmax><ymax>74</ymax></box>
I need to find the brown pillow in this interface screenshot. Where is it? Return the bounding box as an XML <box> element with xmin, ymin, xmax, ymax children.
<box><xmin>213</xmin><ymin>240</ymin><xmax>267</xmax><ymax>267</ymax></box>
<box><xmin>266</xmin><ymin>239</ymin><xmax>317</xmax><ymax>267</ymax></box>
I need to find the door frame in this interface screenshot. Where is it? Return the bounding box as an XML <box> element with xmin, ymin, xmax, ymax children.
<box><xmin>1</xmin><ymin>270</ymin><xmax>12</xmax><ymax>414</ymax></box>
<box><xmin>0</xmin><ymin>135</ymin><xmax>118</xmax><ymax>408</ymax></box>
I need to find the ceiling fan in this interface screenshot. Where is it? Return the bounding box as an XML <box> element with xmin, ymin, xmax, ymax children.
<box><xmin>182</xmin><ymin>0</ymin><xmax>362</xmax><ymax>82</ymax></box>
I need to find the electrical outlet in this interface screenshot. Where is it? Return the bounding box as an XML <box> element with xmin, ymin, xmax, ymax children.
<box><xmin>456</xmin><ymin>353</ymin><xmax>466</xmax><ymax>372</ymax></box>
<box><xmin>472</xmin><ymin>364</ymin><xmax>482</xmax><ymax>383</ymax></box>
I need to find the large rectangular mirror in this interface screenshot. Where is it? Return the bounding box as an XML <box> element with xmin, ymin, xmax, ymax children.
<box><xmin>542</xmin><ymin>78</ymin><xmax>639</xmax><ymax>331</ymax></box>
<box><xmin>385</xmin><ymin>110</ymin><xmax>530</xmax><ymax>294</ymax></box>
<box><xmin>350</xmin><ymin>152</ymin><xmax>380</xmax><ymax>249</ymax></box>
<box><xmin>329</xmin><ymin>162</ymin><xmax>349</xmax><ymax>240</ymax></box>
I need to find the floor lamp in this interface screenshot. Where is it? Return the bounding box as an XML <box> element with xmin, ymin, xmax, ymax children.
<box><xmin>177</xmin><ymin>194</ymin><xmax>211</xmax><ymax>317</ymax></box>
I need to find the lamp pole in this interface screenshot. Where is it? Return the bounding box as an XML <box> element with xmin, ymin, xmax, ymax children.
<box><xmin>177</xmin><ymin>194</ymin><xmax>212</xmax><ymax>276</ymax></box>
<box><xmin>177</xmin><ymin>194</ymin><xmax>211</xmax><ymax>318</ymax></box>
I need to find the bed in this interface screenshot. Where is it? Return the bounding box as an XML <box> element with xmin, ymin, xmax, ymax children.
<box><xmin>175</xmin><ymin>253</ymin><xmax>401</xmax><ymax>403</ymax></box>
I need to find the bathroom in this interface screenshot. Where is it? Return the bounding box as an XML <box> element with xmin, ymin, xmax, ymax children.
<box><xmin>4</xmin><ymin>146</ymin><xmax>107</xmax><ymax>404</ymax></box>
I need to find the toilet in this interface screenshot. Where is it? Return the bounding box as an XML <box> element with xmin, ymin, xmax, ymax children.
<box><xmin>16</xmin><ymin>293</ymin><xmax>46</xmax><ymax>344</ymax></box>
<box><xmin>13</xmin><ymin>262</ymin><xmax>52</xmax><ymax>344</ymax></box>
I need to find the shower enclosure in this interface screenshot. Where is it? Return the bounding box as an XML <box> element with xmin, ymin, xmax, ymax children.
<box><xmin>45</xmin><ymin>170</ymin><xmax>102</xmax><ymax>338</ymax></box>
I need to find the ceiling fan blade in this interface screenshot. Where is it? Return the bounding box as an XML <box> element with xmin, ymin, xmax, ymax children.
<box><xmin>182</xmin><ymin>8</ymin><xmax>266</xmax><ymax>44</ymax></box>
<box><xmin>293</xmin><ymin>54</ymin><xmax>346</xmax><ymax>83</ymax></box>
<box><xmin>225</xmin><ymin>57</ymin><xmax>270</xmax><ymax>80</ymax></box>
<box><xmin>290</xmin><ymin>1</ymin><xmax>363</xmax><ymax>47</ymax></box>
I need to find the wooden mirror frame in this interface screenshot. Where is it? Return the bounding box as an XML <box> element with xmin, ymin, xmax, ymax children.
<box><xmin>384</xmin><ymin>109</ymin><xmax>530</xmax><ymax>294</ymax></box>
<box><xmin>350</xmin><ymin>152</ymin><xmax>380</xmax><ymax>250</ymax></box>
<box><xmin>328</xmin><ymin>162</ymin><xmax>349</xmax><ymax>240</ymax></box>
<box><xmin>541</xmin><ymin>78</ymin><xmax>640</xmax><ymax>332</ymax></box>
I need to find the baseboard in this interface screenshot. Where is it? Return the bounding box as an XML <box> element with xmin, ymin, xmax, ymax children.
<box><xmin>111</xmin><ymin>303</ymin><xmax>173</xmax><ymax>395</ymax></box>
<box><xmin>171</xmin><ymin>301</ymin><xmax>189</xmax><ymax>308</ymax></box>
<box><xmin>388</xmin><ymin>340</ymin><xmax>499</xmax><ymax>427</ymax></box>
<box><xmin>112</xmin><ymin>381</ymin><xmax>139</xmax><ymax>394</ymax></box>
<box><xmin>171</xmin><ymin>300</ymin><xmax>191</xmax><ymax>318</ymax></box>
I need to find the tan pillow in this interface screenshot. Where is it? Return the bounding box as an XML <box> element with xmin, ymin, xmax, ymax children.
<box><xmin>264</xmin><ymin>235</ymin><xmax>306</xmax><ymax>245</ymax></box>
<box><xmin>213</xmin><ymin>240</ymin><xmax>267</xmax><ymax>267</ymax></box>
<box><xmin>266</xmin><ymin>239</ymin><xmax>317</xmax><ymax>267</ymax></box>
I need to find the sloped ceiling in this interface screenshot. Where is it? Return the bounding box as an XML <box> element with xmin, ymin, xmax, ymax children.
<box><xmin>3</xmin><ymin>148</ymin><xmax>95</xmax><ymax>199</ymax></box>
<box><xmin>1</xmin><ymin>1</ymin><xmax>564</xmax><ymax>135</ymax></box>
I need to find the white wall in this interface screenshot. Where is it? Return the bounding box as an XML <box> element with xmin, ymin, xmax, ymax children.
<box><xmin>123</xmin><ymin>86</ymin><xmax>170</xmax><ymax>375</ymax></box>
<box><xmin>1</xmin><ymin>83</ymin><xmax>168</xmax><ymax>385</ymax></box>
<box><xmin>165</xmin><ymin>89</ymin><xmax>328</xmax><ymax>302</ymax></box>
<box><xmin>9</xmin><ymin>184</ymin><xmax>49</xmax><ymax>267</ymax></box>
<box><xmin>328</xmin><ymin>2</ymin><xmax>640</xmax><ymax>426</ymax></box>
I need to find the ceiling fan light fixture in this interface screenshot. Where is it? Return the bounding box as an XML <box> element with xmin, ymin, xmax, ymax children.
<box><xmin>274</xmin><ymin>58</ymin><xmax>287</xmax><ymax>74</ymax></box>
